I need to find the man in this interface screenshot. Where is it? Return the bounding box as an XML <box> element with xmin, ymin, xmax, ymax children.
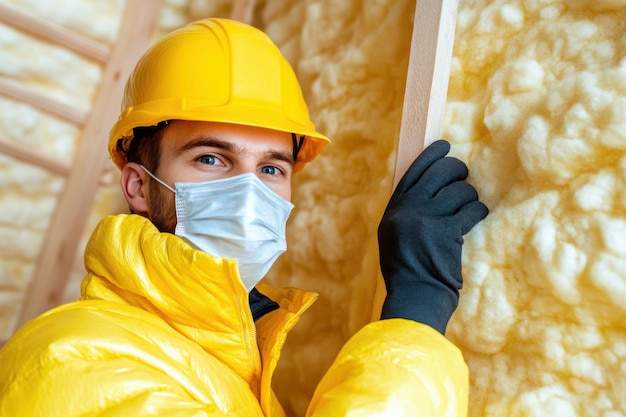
<box><xmin>0</xmin><ymin>18</ymin><xmax>488</xmax><ymax>416</ymax></box>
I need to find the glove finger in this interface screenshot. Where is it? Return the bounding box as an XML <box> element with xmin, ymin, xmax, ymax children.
<box><xmin>394</xmin><ymin>139</ymin><xmax>450</xmax><ymax>195</ymax></box>
<box><xmin>416</xmin><ymin>156</ymin><xmax>469</xmax><ymax>198</ymax></box>
<box><xmin>453</xmin><ymin>200</ymin><xmax>489</xmax><ymax>235</ymax></box>
<box><xmin>432</xmin><ymin>181</ymin><xmax>480</xmax><ymax>214</ymax></box>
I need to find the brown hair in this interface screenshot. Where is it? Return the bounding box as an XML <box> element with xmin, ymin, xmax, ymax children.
<box><xmin>117</xmin><ymin>121</ymin><xmax>169</xmax><ymax>172</ymax></box>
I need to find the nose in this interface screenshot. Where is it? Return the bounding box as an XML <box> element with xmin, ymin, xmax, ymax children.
<box><xmin>225</xmin><ymin>159</ymin><xmax>268</xmax><ymax>184</ymax></box>
<box><xmin>231</xmin><ymin>160</ymin><xmax>258</xmax><ymax>177</ymax></box>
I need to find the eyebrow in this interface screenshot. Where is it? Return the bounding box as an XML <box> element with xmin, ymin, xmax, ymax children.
<box><xmin>177</xmin><ymin>136</ymin><xmax>295</xmax><ymax>166</ymax></box>
<box><xmin>176</xmin><ymin>136</ymin><xmax>234</xmax><ymax>155</ymax></box>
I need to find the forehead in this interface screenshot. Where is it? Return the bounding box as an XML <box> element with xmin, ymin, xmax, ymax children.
<box><xmin>160</xmin><ymin>120</ymin><xmax>293</xmax><ymax>154</ymax></box>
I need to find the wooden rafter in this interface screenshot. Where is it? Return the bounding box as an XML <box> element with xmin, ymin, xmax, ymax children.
<box><xmin>0</xmin><ymin>137</ymin><xmax>70</xmax><ymax>177</ymax></box>
<box><xmin>0</xmin><ymin>77</ymin><xmax>88</xmax><ymax>125</ymax></box>
<box><xmin>14</xmin><ymin>0</ymin><xmax>163</xmax><ymax>329</ymax></box>
<box><xmin>0</xmin><ymin>3</ymin><xmax>110</xmax><ymax>63</ymax></box>
<box><xmin>0</xmin><ymin>136</ymin><xmax>115</xmax><ymax>186</ymax></box>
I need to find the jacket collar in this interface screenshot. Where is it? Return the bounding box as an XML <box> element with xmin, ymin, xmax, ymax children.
<box><xmin>80</xmin><ymin>214</ymin><xmax>317</xmax><ymax>402</ymax></box>
<box><xmin>253</xmin><ymin>283</ymin><xmax>318</xmax><ymax>415</ymax></box>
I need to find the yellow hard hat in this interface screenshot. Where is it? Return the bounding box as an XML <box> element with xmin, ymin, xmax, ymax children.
<box><xmin>108</xmin><ymin>18</ymin><xmax>329</xmax><ymax>172</ymax></box>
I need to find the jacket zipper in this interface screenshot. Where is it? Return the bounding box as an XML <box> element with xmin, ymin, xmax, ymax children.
<box><xmin>235</xmin><ymin>291</ymin><xmax>261</xmax><ymax>396</ymax></box>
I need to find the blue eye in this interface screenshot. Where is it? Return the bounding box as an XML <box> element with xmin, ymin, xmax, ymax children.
<box><xmin>199</xmin><ymin>155</ymin><xmax>218</xmax><ymax>165</ymax></box>
<box><xmin>260</xmin><ymin>166</ymin><xmax>278</xmax><ymax>175</ymax></box>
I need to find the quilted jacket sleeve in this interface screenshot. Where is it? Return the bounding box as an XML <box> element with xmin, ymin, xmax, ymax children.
<box><xmin>306</xmin><ymin>319</ymin><xmax>468</xmax><ymax>417</ymax></box>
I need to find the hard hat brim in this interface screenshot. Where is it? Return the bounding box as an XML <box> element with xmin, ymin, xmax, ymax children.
<box><xmin>109</xmin><ymin>99</ymin><xmax>330</xmax><ymax>172</ymax></box>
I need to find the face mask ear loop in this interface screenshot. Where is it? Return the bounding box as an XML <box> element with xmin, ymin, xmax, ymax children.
<box><xmin>138</xmin><ymin>165</ymin><xmax>176</xmax><ymax>194</ymax></box>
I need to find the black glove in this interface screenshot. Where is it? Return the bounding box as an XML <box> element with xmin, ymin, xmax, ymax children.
<box><xmin>378</xmin><ymin>139</ymin><xmax>488</xmax><ymax>334</ymax></box>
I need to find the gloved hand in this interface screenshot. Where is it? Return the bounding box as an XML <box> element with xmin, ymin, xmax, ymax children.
<box><xmin>378</xmin><ymin>139</ymin><xmax>488</xmax><ymax>334</ymax></box>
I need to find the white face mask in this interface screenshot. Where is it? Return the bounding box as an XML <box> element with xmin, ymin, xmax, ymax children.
<box><xmin>140</xmin><ymin>166</ymin><xmax>294</xmax><ymax>292</ymax></box>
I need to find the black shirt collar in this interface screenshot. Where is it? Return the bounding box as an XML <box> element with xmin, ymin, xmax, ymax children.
<box><xmin>249</xmin><ymin>287</ymin><xmax>279</xmax><ymax>321</ymax></box>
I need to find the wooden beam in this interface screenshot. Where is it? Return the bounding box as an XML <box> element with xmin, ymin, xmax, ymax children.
<box><xmin>0</xmin><ymin>137</ymin><xmax>115</xmax><ymax>186</ymax></box>
<box><xmin>0</xmin><ymin>137</ymin><xmax>70</xmax><ymax>176</ymax></box>
<box><xmin>371</xmin><ymin>0</ymin><xmax>459</xmax><ymax>320</ymax></box>
<box><xmin>0</xmin><ymin>77</ymin><xmax>88</xmax><ymax>126</ymax></box>
<box><xmin>393</xmin><ymin>0</ymin><xmax>459</xmax><ymax>186</ymax></box>
<box><xmin>0</xmin><ymin>3</ymin><xmax>110</xmax><ymax>63</ymax></box>
<box><xmin>16</xmin><ymin>0</ymin><xmax>162</xmax><ymax>329</ymax></box>
<box><xmin>230</xmin><ymin>0</ymin><xmax>257</xmax><ymax>24</ymax></box>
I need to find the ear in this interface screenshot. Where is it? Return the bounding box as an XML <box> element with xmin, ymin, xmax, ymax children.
<box><xmin>120</xmin><ymin>162</ymin><xmax>150</xmax><ymax>215</ymax></box>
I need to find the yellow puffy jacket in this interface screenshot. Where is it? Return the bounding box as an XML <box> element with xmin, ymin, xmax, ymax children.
<box><xmin>0</xmin><ymin>214</ymin><xmax>468</xmax><ymax>416</ymax></box>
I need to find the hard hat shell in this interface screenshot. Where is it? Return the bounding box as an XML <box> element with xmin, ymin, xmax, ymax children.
<box><xmin>108</xmin><ymin>18</ymin><xmax>329</xmax><ymax>172</ymax></box>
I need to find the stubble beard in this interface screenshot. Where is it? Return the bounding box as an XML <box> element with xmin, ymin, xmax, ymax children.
<box><xmin>148</xmin><ymin>177</ymin><xmax>177</xmax><ymax>234</ymax></box>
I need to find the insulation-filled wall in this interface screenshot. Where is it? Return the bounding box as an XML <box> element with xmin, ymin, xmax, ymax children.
<box><xmin>0</xmin><ymin>0</ymin><xmax>625</xmax><ymax>416</ymax></box>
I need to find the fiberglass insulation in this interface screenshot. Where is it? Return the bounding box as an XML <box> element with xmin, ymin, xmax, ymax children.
<box><xmin>0</xmin><ymin>0</ymin><xmax>624</xmax><ymax>416</ymax></box>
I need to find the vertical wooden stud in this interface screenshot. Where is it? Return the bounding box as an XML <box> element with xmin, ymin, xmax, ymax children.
<box><xmin>371</xmin><ymin>0</ymin><xmax>460</xmax><ymax>320</ymax></box>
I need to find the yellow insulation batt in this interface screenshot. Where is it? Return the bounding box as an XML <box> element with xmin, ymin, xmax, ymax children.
<box><xmin>0</xmin><ymin>0</ymin><xmax>624</xmax><ymax>416</ymax></box>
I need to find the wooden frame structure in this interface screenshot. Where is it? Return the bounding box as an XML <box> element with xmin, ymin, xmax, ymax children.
<box><xmin>0</xmin><ymin>1</ymin><xmax>163</xmax><ymax>332</ymax></box>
